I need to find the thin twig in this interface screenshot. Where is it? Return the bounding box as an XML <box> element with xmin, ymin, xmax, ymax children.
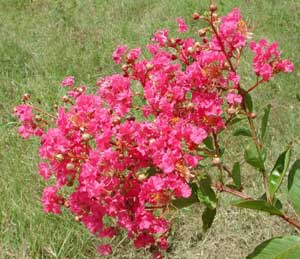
<box><xmin>247</xmin><ymin>78</ymin><xmax>264</xmax><ymax>93</ymax></box>
<box><xmin>213</xmin><ymin>182</ymin><xmax>300</xmax><ymax>230</ymax></box>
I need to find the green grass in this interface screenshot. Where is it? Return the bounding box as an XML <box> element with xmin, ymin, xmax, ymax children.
<box><xmin>0</xmin><ymin>0</ymin><xmax>300</xmax><ymax>258</ymax></box>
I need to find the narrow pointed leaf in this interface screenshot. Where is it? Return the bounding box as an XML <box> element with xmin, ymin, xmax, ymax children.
<box><xmin>203</xmin><ymin>136</ymin><xmax>214</xmax><ymax>150</ymax></box>
<box><xmin>227</xmin><ymin>116</ymin><xmax>246</xmax><ymax>127</ymax></box>
<box><xmin>247</xmin><ymin>236</ymin><xmax>300</xmax><ymax>258</ymax></box>
<box><xmin>288</xmin><ymin>160</ymin><xmax>300</xmax><ymax>214</ymax></box>
<box><xmin>232</xmin><ymin>200</ymin><xmax>283</xmax><ymax>215</ymax></box>
<box><xmin>259</xmin><ymin>193</ymin><xmax>283</xmax><ymax>210</ymax></box>
<box><xmin>244</xmin><ymin>93</ymin><xmax>253</xmax><ymax>112</ymax></box>
<box><xmin>260</xmin><ymin>104</ymin><xmax>271</xmax><ymax>141</ymax></box>
<box><xmin>269</xmin><ymin>146</ymin><xmax>292</xmax><ymax>201</ymax></box>
<box><xmin>244</xmin><ymin>142</ymin><xmax>265</xmax><ymax>170</ymax></box>
<box><xmin>202</xmin><ymin>207</ymin><xmax>216</xmax><ymax>232</ymax></box>
<box><xmin>197</xmin><ymin>176</ymin><xmax>217</xmax><ymax>209</ymax></box>
<box><xmin>232</xmin><ymin>162</ymin><xmax>241</xmax><ymax>189</ymax></box>
<box><xmin>172</xmin><ymin>193</ymin><xmax>198</xmax><ymax>209</ymax></box>
<box><xmin>233</xmin><ymin>128</ymin><xmax>252</xmax><ymax>137</ymax></box>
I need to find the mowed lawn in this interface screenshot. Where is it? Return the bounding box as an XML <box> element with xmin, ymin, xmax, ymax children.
<box><xmin>0</xmin><ymin>0</ymin><xmax>300</xmax><ymax>258</ymax></box>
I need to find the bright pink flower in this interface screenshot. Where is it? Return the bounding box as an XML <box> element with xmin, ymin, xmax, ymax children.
<box><xmin>177</xmin><ymin>18</ymin><xmax>188</xmax><ymax>32</ymax></box>
<box><xmin>97</xmin><ymin>244</ymin><xmax>112</xmax><ymax>256</ymax></box>
<box><xmin>97</xmin><ymin>74</ymin><xmax>132</xmax><ymax>116</ymax></box>
<box><xmin>158</xmin><ymin>236</ymin><xmax>168</xmax><ymax>250</ymax></box>
<box><xmin>61</xmin><ymin>76</ymin><xmax>75</xmax><ymax>87</ymax></box>
<box><xmin>18</xmin><ymin>124</ymin><xmax>34</xmax><ymax>139</ymax></box>
<box><xmin>276</xmin><ymin>59</ymin><xmax>294</xmax><ymax>73</ymax></box>
<box><xmin>127</xmin><ymin>48</ymin><xmax>141</xmax><ymax>62</ymax></box>
<box><xmin>38</xmin><ymin>162</ymin><xmax>52</xmax><ymax>180</ymax></box>
<box><xmin>152</xmin><ymin>252</ymin><xmax>163</xmax><ymax>259</ymax></box>
<box><xmin>250</xmin><ymin>39</ymin><xmax>293</xmax><ymax>81</ymax></box>
<box><xmin>152</xmin><ymin>29</ymin><xmax>169</xmax><ymax>46</ymax></box>
<box><xmin>42</xmin><ymin>186</ymin><xmax>62</xmax><ymax>214</ymax></box>
<box><xmin>190</xmin><ymin>126</ymin><xmax>208</xmax><ymax>144</ymax></box>
<box><xmin>39</xmin><ymin>128</ymin><xmax>69</xmax><ymax>159</ymax></box>
<box><xmin>112</xmin><ymin>45</ymin><xmax>127</xmax><ymax>64</ymax></box>
<box><xmin>134</xmin><ymin>233</ymin><xmax>155</xmax><ymax>248</ymax></box>
<box><xmin>14</xmin><ymin>104</ymin><xmax>33</xmax><ymax>122</ymax></box>
<box><xmin>226</xmin><ymin>92</ymin><xmax>243</xmax><ymax>105</ymax></box>
<box><xmin>259</xmin><ymin>63</ymin><xmax>273</xmax><ymax>81</ymax></box>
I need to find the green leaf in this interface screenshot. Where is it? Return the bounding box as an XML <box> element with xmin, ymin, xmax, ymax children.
<box><xmin>233</xmin><ymin>127</ymin><xmax>252</xmax><ymax>137</ymax></box>
<box><xmin>202</xmin><ymin>207</ymin><xmax>216</xmax><ymax>232</ymax></box>
<box><xmin>288</xmin><ymin>160</ymin><xmax>300</xmax><ymax>214</ymax></box>
<box><xmin>244</xmin><ymin>142</ymin><xmax>265</xmax><ymax>170</ymax></box>
<box><xmin>260</xmin><ymin>104</ymin><xmax>271</xmax><ymax>141</ymax></box>
<box><xmin>227</xmin><ymin>116</ymin><xmax>246</xmax><ymax>127</ymax></box>
<box><xmin>203</xmin><ymin>136</ymin><xmax>214</xmax><ymax>150</ymax></box>
<box><xmin>261</xmin><ymin>149</ymin><xmax>267</xmax><ymax>162</ymax></box>
<box><xmin>232</xmin><ymin>162</ymin><xmax>241</xmax><ymax>189</ymax></box>
<box><xmin>172</xmin><ymin>194</ymin><xmax>198</xmax><ymax>209</ymax></box>
<box><xmin>247</xmin><ymin>236</ymin><xmax>300</xmax><ymax>259</ymax></box>
<box><xmin>269</xmin><ymin>146</ymin><xmax>292</xmax><ymax>201</ymax></box>
<box><xmin>232</xmin><ymin>200</ymin><xmax>283</xmax><ymax>215</ymax></box>
<box><xmin>259</xmin><ymin>193</ymin><xmax>283</xmax><ymax>210</ymax></box>
<box><xmin>197</xmin><ymin>176</ymin><xmax>217</xmax><ymax>209</ymax></box>
<box><xmin>244</xmin><ymin>93</ymin><xmax>253</xmax><ymax>112</ymax></box>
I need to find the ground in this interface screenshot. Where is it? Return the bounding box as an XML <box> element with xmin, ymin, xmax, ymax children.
<box><xmin>0</xmin><ymin>0</ymin><xmax>300</xmax><ymax>258</ymax></box>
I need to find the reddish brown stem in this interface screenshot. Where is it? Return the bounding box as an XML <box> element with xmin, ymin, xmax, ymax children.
<box><xmin>214</xmin><ymin>182</ymin><xmax>300</xmax><ymax>230</ymax></box>
<box><xmin>209</xmin><ymin>13</ymin><xmax>262</xmax><ymax>149</ymax></box>
<box><xmin>247</xmin><ymin>78</ymin><xmax>264</xmax><ymax>93</ymax></box>
<box><xmin>30</xmin><ymin>105</ymin><xmax>56</xmax><ymax>119</ymax></box>
<box><xmin>213</xmin><ymin>182</ymin><xmax>252</xmax><ymax>200</ymax></box>
<box><xmin>281</xmin><ymin>214</ymin><xmax>300</xmax><ymax>230</ymax></box>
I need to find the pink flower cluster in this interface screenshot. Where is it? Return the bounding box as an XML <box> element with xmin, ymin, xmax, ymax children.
<box><xmin>250</xmin><ymin>39</ymin><xmax>294</xmax><ymax>81</ymax></box>
<box><xmin>14</xmin><ymin>104</ymin><xmax>43</xmax><ymax>138</ymax></box>
<box><xmin>14</xmin><ymin>7</ymin><xmax>294</xmax><ymax>258</ymax></box>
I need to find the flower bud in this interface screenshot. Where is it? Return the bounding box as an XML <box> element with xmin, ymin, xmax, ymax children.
<box><xmin>194</xmin><ymin>42</ymin><xmax>201</xmax><ymax>49</ymax></box>
<box><xmin>126</xmin><ymin>116</ymin><xmax>136</xmax><ymax>121</ymax></box>
<box><xmin>77</xmin><ymin>87</ymin><xmax>84</xmax><ymax>93</ymax></box>
<box><xmin>170</xmin><ymin>38</ymin><xmax>176</xmax><ymax>46</ymax></box>
<box><xmin>149</xmin><ymin>138</ymin><xmax>155</xmax><ymax>145</ymax></box>
<box><xmin>112</xmin><ymin>116</ymin><xmax>121</xmax><ymax>126</ymax></box>
<box><xmin>226</xmin><ymin>107</ymin><xmax>237</xmax><ymax>115</ymax></box>
<box><xmin>64</xmin><ymin>200</ymin><xmax>70</xmax><ymax>208</ymax></box>
<box><xmin>55</xmin><ymin>153</ymin><xmax>64</xmax><ymax>162</ymax></box>
<box><xmin>122</xmin><ymin>64</ymin><xmax>129</xmax><ymax>71</ymax></box>
<box><xmin>35</xmin><ymin>115</ymin><xmax>42</xmax><ymax>122</ymax></box>
<box><xmin>62</xmin><ymin>95</ymin><xmax>70</xmax><ymax>103</ymax></box>
<box><xmin>187</xmin><ymin>46</ymin><xmax>194</xmax><ymax>54</ymax></box>
<box><xmin>82</xmin><ymin>133</ymin><xmax>92</xmax><ymax>141</ymax></box>
<box><xmin>192</xmin><ymin>12</ymin><xmax>200</xmax><ymax>20</ymax></box>
<box><xmin>248</xmin><ymin>112</ymin><xmax>257</xmax><ymax>119</ymax></box>
<box><xmin>66</xmin><ymin>162</ymin><xmax>75</xmax><ymax>171</ymax></box>
<box><xmin>186</xmin><ymin>102</ymin><xmax>194</xmax><ymax>110</ymax></box>
<box><xmin>212</xmin><ymin>156</ymin><xmax>222</xmax><ymax>166</ymax></box>
<box><xmin>197</xmin><ymin>29</ymin><xmax>206</xmax><ymax>37</ymax></box>
<box><xmin>138</xmin><ymin>174</ymin><xmax>147</xmax><ymax>181</ymax></box>
<box><xmin>209</xmin><ymin>4</ymin><xmax>217</xmax><ymax>12</ymax></box>
<box><xmin>202</xmin><ymin>37</ymin><xmax>208</xmax><ymax>44</ymax></box>
<box><xmin>75</xmin><ymin>215</ymin><xmax>82</xmax><ymax>222</ymax></box>
<box><xmin>146</xmin><ymin>62</ymin><xmax>154</xmax><ymax>70</ymax></box>
<box><xmin>22</xmin><ymin>93</ymin><xmax>31</xmax><ymax>101</ymax></box>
